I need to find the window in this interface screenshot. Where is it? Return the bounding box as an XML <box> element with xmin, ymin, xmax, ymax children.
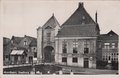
<box><xmin>84</xmin><ymin>58</ymin><xmax>89</xmax><ymax>61</ymax></box>
<box><xmin>5</xmin><ymin>55</ymin><xmax>8</xmax><ymax>58</ymax></box>
<box><xmin>82</xmin><ymin>16</ymin><xmax>85</xmax><ymax>24</ymax></box>
<box><xmin>73</xmin><ymin>39</ymin><xmax>78</xmax><ymax>53</ymax></box>
<box><xmin>108</xmin><ymin>56</ymin><xmax>111</xmax><ymax>60</ymax></box>
<box><xmin>112</xmin><ymin>53</ymin><xmax>113</xmax><ymax>55</ymax></box>
<box><xmin>104</xmin><ymin>43</ymin><xmax>110</xmax><ymax>49</ymax></box>
<box><xmin>84</xmin><ymin>48</ymin><xmax>89</xmax><ymax>54</ymax></box>
<box><xmin>46</xmin><ymin>32</ymin><xmax>51</xmax><ymax>43</ymax></box>
<box><xmin>24</xmin><ymin>41</ymin><xmax>27</xmax><ymax>45</ymax></box>
<box><xmin>72</xmin><ymin>57</ymin><xmax>78</xmax><ymax>63</ymax></box>
<box><xmin>117</xmin><ymin>53</ymin><xmax>118</xmax><ymax>55</ymax></box>
<box><xmin>45</xmin><ymin>26</ymin><xmax>52</xmax><ymax>29</ymax></box>
<box><xmin>62</xmin><ymin>40</ymin><xmax>67</xmax><ymax>53</ymax></box>
<box><xmin>99</xmin><ymin>43</ymin><xmax>102</xmax><ymax>48</ymax></box>
<box><xmin>84</xmin><ymin>40</ymin><xmax>89</xmax><ymax>48</ymax></box>
<box><xmin>114</xmin><ymin>58</ymin><xmax>115</xmax><ymax>61</ymax></box>
<box><xmin>34</xmin><ymin>52</ymin><xmax>37</xmax><ymax>58</ymax></box>
<box><xmin>111</xmin><ymin>43</ymin><xmax>115</xmax><ymax>49</ymax></box>
<box><xmin>11</xmin><ymin>40</ymin><xmax>13</xmax><ymax>44</ymax></box>
<box><xmin>73</xmin><ymin>48</ymin><xmax>77</xmax><ymax>53</ymax></box>
<box><xmin>47</xmin><ymin>33</ymin><xmax>51</xmax><ymax>37</ymax></box>
<box><xmin>33</xmin><ymin>48</ymin><xmax>36</xmax><ymax>52</ymax></box>
<box><xmin>102</xmin><ymin>56</ymin><xmax>105</xmax><ymax>61</ymax></box>
<box><xmin>62</xmin><ymin>57</ymin><xmax>67</xmax><ymax>62</ymax></box>
<box><xmin>106</xmin><ymin>56</ymin><xmax>108</xmax><ymax>61</ymax></box>
<box><xmin>103</xmin><ymin>58</ymin><xmax>105</xmax><ymax>61</ymax></box>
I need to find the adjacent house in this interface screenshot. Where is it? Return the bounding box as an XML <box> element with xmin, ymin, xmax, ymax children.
<box><xmin>97</xmin><ymin>30</ymin><xmax>119</xmax><ymax>62</ymax></box>
<box><xmin>3</xmin><ymin>35</ymin><xmax>37</xmax><ymax>65</ymax></box>
<box><xmin>3</xmin><ymin>37</ymin><xmax>11</xmax><ymax>65</ymax></box>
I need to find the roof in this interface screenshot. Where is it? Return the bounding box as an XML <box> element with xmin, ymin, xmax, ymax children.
<box><xmin>57</xmin><ymin>24</ymin><xmax>98</xmax><ymax>37</ymax></box>
<box><xmin>3</xmin><ymin>37</ymin><xmax>10</xmax><ymax>46</ymax></box>
<box><xmin>11</xmin><ymin>36</ymin><xmax>24</xmax><ymax>44</ymax></box>
<box><xmin>24</xmin><ymin>35</ymin><xmax>37</xmax><ymax>47</ymax></box>
<box><xmin>98</xmin><ymin>30</ymin><xmax>118</xmax><ymax>40</ymax></box>
<box><xmin>56</xmin><ymin>3</ymin><xmax>99</xmax><ymax>37</ymax></box>
<box><xmin>10</xmin><ymin>50</ymin><xmax>25</xmax><ymax>55</ymax></box>
<box><xmin>29</xmin><ymin>38</ymin><xmax>37</xmax><ymax>46</ymax></box>
<box><xmin>62</xmin><ymin>3</ymin><xmax>96</xmax><ymax>26</ymax></box>
<box><xmin>38</xmin><ymin>14</ymin><xmax>60</xmax><ymax>30</ymax></box>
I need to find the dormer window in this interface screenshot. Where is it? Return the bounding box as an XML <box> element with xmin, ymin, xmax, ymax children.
<box><xmin>82</xmin><ymin>16</ymin><xmax>85</xmax><ymax>20</ymax></box>
<box><xmin>45</xmin><ymin>26</ymin><xmax>52</xmax><ymax>29</ymax></box>
<box><xmin>11</xmin><ymin>40</ymin><xmax>13</xmax><ymax>44</ymax></box>
<box><xmin>82</xmin><ymin>16</ymin><xmax>85</xmax><ymax>24</ymax></box>
<box><xmin>24</xmin><ymin>41</ymin><xmax>27</xmax><ymax>46</ymax></box>
<box><xmin>110</xmin><ymin>34</ymin><xmax>112</xmax><ymax>36</ymax></box>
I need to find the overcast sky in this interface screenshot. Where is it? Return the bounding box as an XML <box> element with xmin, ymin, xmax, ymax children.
<box><xmin>1</xmin><ymin>0</ymin><xmax>120</xmax><ymax>38</ymax></box>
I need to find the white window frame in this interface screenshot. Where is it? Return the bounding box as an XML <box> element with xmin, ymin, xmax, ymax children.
<box><xmin>111</xmin><ymin>43</ymin><xmax>115</xmax><ymax>49</ymax></box>
<box><xmin>104</xmin><ymin>43</ymin><xmax>110</xmax><ymax>49</ymax></box>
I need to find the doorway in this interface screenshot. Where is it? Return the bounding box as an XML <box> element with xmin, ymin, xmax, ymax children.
<box><xmin>44</xmin><ymin>46</ymin><xmax>54</xmax><ymax>63</ymax></box>
<box><xmin>84</xmin><ymin>58</ymin><xmax>89</xmax><ymax>68</ymax></box>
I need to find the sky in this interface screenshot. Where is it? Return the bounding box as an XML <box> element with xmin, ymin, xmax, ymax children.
<box><xmin>1</xmin><ymin>0</ymin><xmax>120</xmax><ymax>38</ymax></box>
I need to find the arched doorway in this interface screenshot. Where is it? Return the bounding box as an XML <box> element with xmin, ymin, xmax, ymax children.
<box><xmin>44</xmin><ymin>46</ymin><xmax>55</xmax><ymax>63</ymax></box>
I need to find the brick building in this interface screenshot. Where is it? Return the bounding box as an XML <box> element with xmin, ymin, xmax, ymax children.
<box><xmin>3</xmin><ymin>35</ymin><xmax>37</xmax><ymax>65</ymax></box>
<box><xmin>3</xmin><ymin>37</ymin><xmax>11</xmax><ymax>65</ymax></box>
<box><xmin>97</xmin><ymin>30</ymin><xmax>119</xmax><ymax>62</ymax></box>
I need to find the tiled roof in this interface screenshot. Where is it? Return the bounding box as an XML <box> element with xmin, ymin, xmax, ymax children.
<box><xmin>25</xmin><ymin>35</ymin><xmax>37</xmax><ymax>47</ymax></box>
<box><xmin>57</xmin><ymin>3</ymin><xmax>98</xmax><ymax>37</ymax></box>
<box><xmin>38</xmin><ymin>14</ymin><xmax>60</xmax><ymax>30</ymax></box>
<box><xmin>62</xmin><ymin>3</ymin><xmax>95</xmax><ymax>26</ymax></box>
<box><xmin>3</xmin><ymin>37</ymin><xmax>10</xmax><ymax>46</ymax></box>
<box><xmin>98</xmin><ymin>30</ymin><xmax>118</xmax><ymax>40</ymax></box>
<box><xmin>11</xmin><ymin>36</ymin><xmax>24</xmax><ymax>44</ymax></box>
<box><xmin>29</xmin><ymin>38</ymin><xmax>37</xmax><ymax>47</ymax></box>
<box><xmin>57</xmin><ymin>24</ymin><xmax>98</xmax><ymax>37</ymax></box>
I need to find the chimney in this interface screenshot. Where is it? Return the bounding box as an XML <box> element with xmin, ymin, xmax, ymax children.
<box><xmin>95</xmin><ymin>11</ymin><xmax>97</xmax><ymax>23</ymax></box>
<box><xmin>78</xmin><ymin>2</ymin><xmax>84</xmax><ymax>8</ymax></box>
<box><xmin>24</xmin><ymin>35</ymin><xmax>27</xmax><ymax>37</ymax></box>
<box><xmin>52</xmin><ymin>13</ymin><xmax>54</xmax><ymax>16</ymax></box>
<box><xmin>12</xmin><ymin>36</ymin><xmax>14</xmax><ymax>39</ymax></box>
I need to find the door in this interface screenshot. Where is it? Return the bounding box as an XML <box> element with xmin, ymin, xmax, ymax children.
<box><xmin>14</xmin><ymin>56</ymin><xmax>18</xmax><ymax>64</ymax></box>
<box><xmin>44</xmin><ymin>46</ymin><xmax>54</xmax><ymax>63</ymax></box>
<box><xmin>29</xmin><ymin>56</ymin><xmax>33</xmax><ymax>64</ymax></box>
<box><xmin>84</xmin><ymin>58</ymin><xmax>89</xmax><ymax>68</ymax></box>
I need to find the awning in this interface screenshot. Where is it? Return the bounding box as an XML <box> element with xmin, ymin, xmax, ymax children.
<box><xmin>10</xmin><ymin>50</ymin><xmax>25</xmax><ymax>55</ymax></box>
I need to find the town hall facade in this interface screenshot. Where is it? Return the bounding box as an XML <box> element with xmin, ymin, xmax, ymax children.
<box><xmin>37</xmin><ymin>3</ymin><xmax>118</xmax><ymax>69</ymax></box>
